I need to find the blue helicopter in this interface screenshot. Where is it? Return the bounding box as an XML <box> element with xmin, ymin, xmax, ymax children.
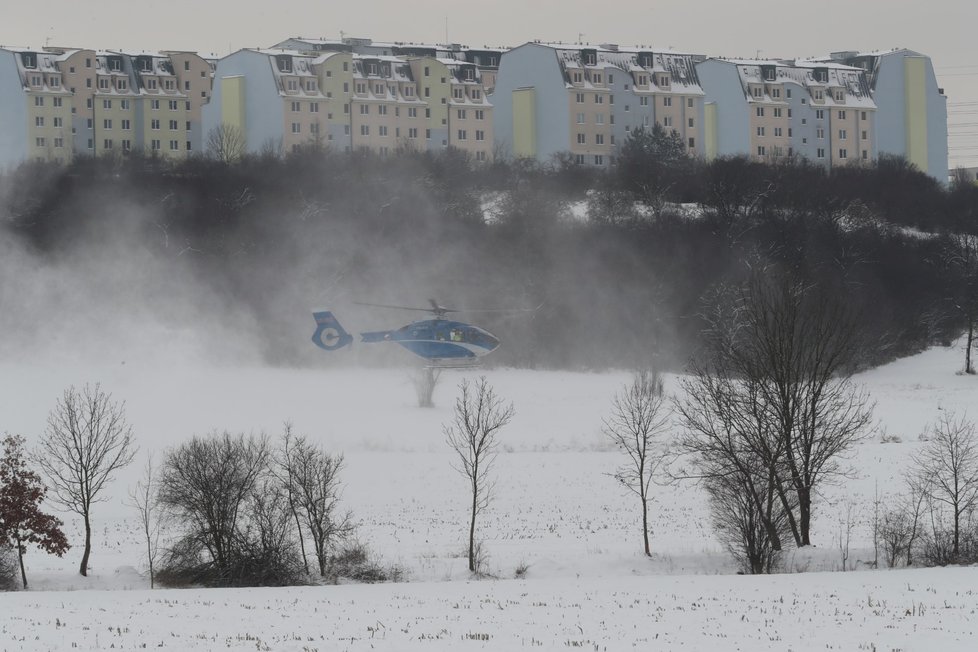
<box><xmin>311</xmin><ymin>300</ymin><xmax>505</xmax><ymax>366</ymax></box>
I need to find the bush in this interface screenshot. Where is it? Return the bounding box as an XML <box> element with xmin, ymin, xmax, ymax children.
<box><xmin>328</xmin><ymin>542</ymin><xmax>404</xmax><ymax>584</ymax></box>
<box><xmin>0</xmin><ymin>544</ymin><xmax>17</xmax><ymax>591</ymax></box>
<box><xmin>155</xmin><ymin>535</ymin><xmax>307</xmax><ymax>588</ymax></box>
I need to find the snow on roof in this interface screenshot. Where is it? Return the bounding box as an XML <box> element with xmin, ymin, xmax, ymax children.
<box><xmin>551</xmin><ymin>45</ymin><xmax>704</xmax><ymax>94</ymax></box>
<box><xmin>714</xmin><ymin>58</ymin><xmax>876</xmax><ymax>109</ymax></box>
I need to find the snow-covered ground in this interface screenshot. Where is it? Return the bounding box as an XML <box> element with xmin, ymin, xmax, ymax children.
<box><xmin>1</xmin><ymin>341</ymin><xmax>976</xmax><ymax>650</ymax></box>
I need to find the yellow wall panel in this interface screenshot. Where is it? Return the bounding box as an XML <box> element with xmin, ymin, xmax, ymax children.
<box><xmin>904</xmin><ymin>57</ymin><xmax>927</xmax><ymax>173</ymax></box>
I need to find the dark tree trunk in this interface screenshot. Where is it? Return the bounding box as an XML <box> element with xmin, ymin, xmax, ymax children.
<box><xmin>966</xmin><ymin>321</ymin><xmax>975</xmax><ymax>375</ymax></box>
<box><xmin>80</xmin><ymin>511</ymin><xmax>91</xmax><ymax>577</ymax></box>
<box><xmin>799</xmin><ymin>487</ymin><xmax>812</xmax><ymax>547</ymax></box>
<box><xmin>469</xmin><ymin>482</ymin><xmax>478</xmax><ymax>573</ymax></box>
<box><xmin>16</xmin><ymin>534</ymin><xmax>27</xmax><ymax>589</ymax></box>
<box><xmin>641</xmin><ymin>496</ymin><xmax>651</xmax><ymax>557</ymax></box>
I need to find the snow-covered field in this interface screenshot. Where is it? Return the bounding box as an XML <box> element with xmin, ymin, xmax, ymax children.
<box><xmin>1</xmin><ymin>342</ymin><xmax>977</xmax><ymax>650</ymax></box>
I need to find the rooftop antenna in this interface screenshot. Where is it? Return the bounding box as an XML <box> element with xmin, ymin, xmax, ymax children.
<box><xmin>445</xmin><ymin>17</ymin><xmax>449</xmax><ymax>45</ymax></box>
<box><xmin>578</xmin><ymin>33</ymin><xmax>585</xmax><ymax>44</ymax></box>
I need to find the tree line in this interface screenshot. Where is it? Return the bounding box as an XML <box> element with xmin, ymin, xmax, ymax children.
<box><xmin>1</xmin><ymin>131</ymin><xmax>976</xmax><ymax>371</ymax></box>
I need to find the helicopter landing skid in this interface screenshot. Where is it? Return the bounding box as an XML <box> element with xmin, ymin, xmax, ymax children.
<box><xmin>424</xmin><ymin>358</ymin><xmax>482</xmax><ymax>370</ymax></box>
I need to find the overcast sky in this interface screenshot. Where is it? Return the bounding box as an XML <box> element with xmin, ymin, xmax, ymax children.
<box><xmin>2</xmin><ymin>0</ymin><xmax>976</xmax><ymax>167</ymax></box>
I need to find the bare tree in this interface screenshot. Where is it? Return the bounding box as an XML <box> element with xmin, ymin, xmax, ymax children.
<box><xmin>836</xmin><ymin>500</ymin><xmax>857</xmax><ymax>571</ymax></box>
<box><xmin>157</xmin><ymin>432</ymin><xmax>270</xmax><ymax>580</ymax></box>
<box><xmin>206</xmin><ymin>123</ymin><xmax>246</xmax><ymax>163</ymax></box>
<box><xmin>603</xmin><ymin>370</ymin><xmax>670</xmax><ymax>556</ymax></box>
<box><xmin>127</xmin><ymin>454</ymin><xmax>162</xmax><ymax>588</ymax></box>
<box><xmin>283</xmin><ymin>434</ymin><xmax>354</xmax><ymax>577</ymax></box>
<box><xmin>444</xmin><ymin>377</ymin><xmax>514</xmax><ymax>574</ymax></box>
<box><xmin>37</xmin><ymin>384</ymin><xmax>137</xmax><ymax>576</ymax></box>
<box><xmin>682</xmin><ymin>273</ymin><xmax>873</xmax><ymax>548</ymax></box>
<box><xmin>912</xmin><ymin>412</ymin><xmax>978</xmax><ymax>559</ymax></box>
<box><xmin>277</xmin><ymin>424</ymin><xmax>309</xmax><ymax>575</ymax></box>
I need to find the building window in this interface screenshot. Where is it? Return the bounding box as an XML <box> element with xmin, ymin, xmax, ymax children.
<box><xmin>409</xmin><ymin>127</ymin><xmax>418</xmax><ymax>138</ymax></box>
<box><xmin>757</xmin><ymin>145</ymin><xmax>766</xmax><ymax>156</ymax></box>
<box><xmin>54</xmin><ymin>138</ymin><xmax>64</xmax><ymax>148</ymax></box>
<box><xmin>147</xmin><ymin>79</ymin><xmax>157</xmax><ymax>90</ymax></box>
<box><xmin>53</xmin><ymin>117</ymin><xmax>63</xmax><ymax>128</ymax></box>
<box><xmin>575</xmin><ymin>154</ymin><xmax>585</xmax><ymax>165</ymax></box>
<box><xmin>457</xmin><ymin>109</ymin><xmax>466</xmax><ymax>119</ymax></box>
<box><xmin>34</xmin><ymin>96</ymin><xmax>43</xmax><ymax>107</ymax></box>
<box><xmin>838</xmin><ymin>110</ymin><xmax>847</xmax><ymax>120</ymax></box>
<box><xmin>151</xmin><ymin>139</ymin><xmax>161</xmax><ymax>151</ymax></box>
<box><xmin>103</xmin><ymin>119</ymin><xmax>111</xmax><ymax>129</ymax></box>
<box><xmin>815</xmin><ymin>109</ymin><xmax>824</xmax><ymax>120</ymax></box>
<box><xmin>688</xmin><ymin>97</ymin><xmax>694</xmax><ymax>108</ymax></box>
<box><xmin>839</xmin><ymin>149</ymin><xmax>848</xmax><ymax>159</ymax></box>
<box><xmin>35</xmin><ymin>116</ymin><xmax>44</xmax><ymax>127</ymax></box>
<box><xmin>476</xmin><ymin>130</ymin><xmax>485</xmax><ymax>141</ymax></box>
<box><xmin>786</xmin><ymin>88</ymin><xmax>792</xmax><ymax>98</ymax></box>
<box><xmin>594</xmin><ymin>94</ymin><xmax>603</xmax><ymax>104</ymax></box>
<box><xmin>379</xmin><ymin>125</ymin><xmax>388</xmax><ymax>136</ymax></box>
<box><xmin>475</xmin><ymin>109</ymin><xmax>484</xmax><ymax>120</ymax></box>
<box><xmin>816</xmin><ymin>128</ymin><xmax>825</xmax><ymax>139</ymax></box>
<box><xmin>360</xmin><ymin>125</ymin><xmax>369</xmax><ymax>136</ymax></box>
<box><xmin>595</xmin><ymin>134</ymin><xmax>604</xmax><ymax>145</ymax></box>
<box><xmin>774</xmin><ymin>127</ymin><xmax>782</xmax><ymax>137</ymax></box>
<box><xmin>35</xmin><ymin>137</ymin><xmax>46</xmax><ymax>147</ymax></box>
<box><xmin>310</xmin><ymin>102</ymin><xmax>319</xmax><ymax>112</ymax></box>
<box><xmin>359</xmin><ymin>104</ymin><xmax>369</xmax><ymax>115</ymax></box>
<box><xmin>688</xmin><ymin>137</ymin><xmax>695</xmax><ymax>148</ymax></box>
<box><xmin>577</xmin><ymin>133</ymin><xmax>586</xmax><ymax>144</ymax></box>
<box><xmin>152</xmin><ymin>99</ymin><xmax>160</xmax><ymax>110</ymax></box>
<box><xmin>169</xmin><ymin>120</ymin><xmax>178</xmax><ymax>130</ymax></box>
<box><xmin>576</xmin><ymin>112</ymin><xmax>585</xmax><ymax>124</ymax></box>
<box><xmin>378</xmin><ymin>105</ymin><xmax>388</xmax><ymax>115</ymax></box>
<box><xmin>103</xmin><ymin>139</ymin><xmax>112</xmax><ymax>149</ymax></box>
<box><xmin>816</xmin><ymin>148</ymin><xmax>825</xmax><ymax>158</ymax></box>
<box><xmin>576</xmin><ymin>93</ymin><xmax>584</xmax><ymax>103</ymax></box>
<box><xmin>663</xmin><ymin>96</ymin><xmax>672</xmax><ymax>107</ymax></box>
<box><xmin>151</xmin><ymin>119</ymin><xmax>160</xmax><ymax>130</ymax></box>
<box><xmin>688</xmin><ymin>118</ymin><xmax>694</xmax><ymax>128</ymax></box>
<box><xmin>122</xmin><ymin>119</ymin><xmax>131</xmax><ymax>130</ymax></box>
<box><xmin>457</xmin><ymin>129</ymin><xmax>466</xmax><ymax>140</ymax></box>
<box><xmin>861</xmin><ymin>111</ymin><xmax>867</xmax><ymax>121</ymax></box>
<box><xmin>771</xmin><ymin>88</ymin><xmax>781</xmax><ymax>98</ymax></box>
<box><xmin>757</xmin><ymin>126</ymin><xmax>765</xmax><ymax>136</ymax></box>
<box><xmin>595</xmin><ymin>114</ymin><xmax>604</xmax><ymax>125</ymax></box>
<box><xmin>291</xmin><ymin>123</ymin><xmax>300</xmax><ymax>134</ymax></box>
<box><xmin>594</xmin><ymin>155</ymin><xmax>604</xmax><ymax>165</ymax></box>
<box><xmin>169</xmin><ymin>140</ymin><xmax>179</xmax><ymax>150</ymax></box>
<box><xmin>53</xmin><ymin>97</ymin><xmax>62</xmax><ymax>107</ymax></box>
<box><xmin>839</xmin><ymin>129</ymin><xmax>847</xmax><ymax>140</ymax></box>
<box><xmin>756</xmin><ymin>107</ymin><xmax>764</xmax><ymax>117</ymax></box>
<box><xmin>773</xmin><ymin>108</ymin><xmax>782</xmax><ymax>118</ymax></box>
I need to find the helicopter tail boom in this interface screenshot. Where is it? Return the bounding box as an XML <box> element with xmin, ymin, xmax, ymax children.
<box><xmin>360</xmin><ymin>330</ymin><xmax>394</xmax><ymax>343</ymax></box>
<box><xmin>311</xmin><ymin>311</ymin><xmax>354</xmax><ymax>351</ymax></box>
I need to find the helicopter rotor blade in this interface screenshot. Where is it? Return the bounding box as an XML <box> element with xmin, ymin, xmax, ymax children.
<box><xmin>354</xmin><ymin>300</ymin><xmax>460</xmax><ymax>315</ymax></box>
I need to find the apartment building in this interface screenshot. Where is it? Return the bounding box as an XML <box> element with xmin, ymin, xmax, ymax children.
<box><xmin>811</xmin><ymin>49</ymin><xmax>948</xmax><ymax>182</ymax></box>
<box><xmin>0</xmin><ymin>47</ymin><xmax>75</xmax><ymax>166</ymax></box>
<box><xmin>696</xmin><ymin>58</ymin><xmax>877</xmax><ymax>168</ymax></box>
<box><xmin>491</xmin><ymin>42</ymin><xmax>704</xmax><ymax>167</ymax></box>
<box><xmin>280</xmin><ymin>37</ymin><xmax>496</xmax><ymax>159</ymax></box>
<box><xmin>205</xmin><ymin>39</ymin><xmax>494</xmax><ymax>160</ymax></box>
<box><xmin>0</xmin><ymin>46</ymin><xmax>212</xmax><ymax>166</ymax></box>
